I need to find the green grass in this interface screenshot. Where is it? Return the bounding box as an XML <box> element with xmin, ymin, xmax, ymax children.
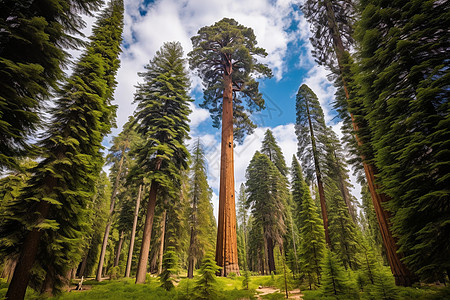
<box><xmin>0</xmin><ymin>274</ymin><xmax>447</xmax><ymax>299</ymax></box>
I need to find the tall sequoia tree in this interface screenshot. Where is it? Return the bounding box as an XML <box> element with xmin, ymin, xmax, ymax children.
<box><xmin>0</xmin><ymin>0</ymin><xmax>123</xmax><ymax>297</ymax></box>
<box><xmin>295</xmin><ymin>84</ymin><xmax>331</xmax><ymax>246</ymax></box>
<box><xmin>245</xmin><ymin>152</ymin><xmax>287</xmax><ymax>275</ymax></box>
<box><xmin>188</xmin><ymin>18</ymin><xmax>272</xmax><ymax>276</ymax></box>
<box><xmin>355</xmin><ymin>0</ymin><xmax>450</xmax><ymax>282</ymax></box>
<box><xmin>133</xmin><ymin>41</ymin><xmax>191</xmax><ymax>284</ymax></box>
<box><xmin>0</xmin><ymin>0</ymin><xmax>102</xmax><ymax>170</ymax></box>
<box><xmin>187</xmin><ymin>139</ymin><xmax>216</xmax><ymax>278</ymax></box>
<box><xmin>301</xmin><ymin>0</ymin><xmax>414</xmax><ymax>285</ymax></box>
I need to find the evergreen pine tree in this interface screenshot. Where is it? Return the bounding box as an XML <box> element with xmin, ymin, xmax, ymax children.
<box><xmin>187</xmin><ymin>140</ymin><xmax>216</xmax><ymax>278</ymax></box>
<box><xmin>159</xmin><ymin>247</ymin><xmax>178</xmax><ymax>291</ymax></box>
<box><xmin>189</xmin><ymin>18</ymin><xmax>272</xmax><ymax>276</ymax></box>
<box><xmin>97</xmin><ymin>117</ymin><xmax>138</xmax><ymax>281</ymax></box>
<box><xmin>0</xmin><ymin>0</ymin><xmax>102</xmax><ymax>170</ymax></box>
<box><xmin>298</xmin><ymin>178</ymin><xmax>325</xmax><ymax>289</ymax></box>
<box><xmin>0</xmin><ymin>1</ymin><xmax>123</xmax><ymax>297</ymax></box>
<box><xmin>295</xmin><ymin>84</ymin><xmax>331</xmax><ymax>246</ymax></box>
<box><xmin>194</xmin><ymin>252</ymin><xmax>221</xmax><ymax>300</ymax></box>
<box><xmin>301</xmin><ymin>0</ymin><xmax>415</xmax><ymax>286</ymax></box>
<box><xmin>320</xmin><ymin>248</ymin><xmax>357</xmax><ymax>298</ymax></box>
<box><xmin>78</xmin><ymin>172</ymin><xmax>111</xmax><ymax>279</ymax></box>
<box><xmin>355</xmin><ymin>0</ymin><xmax>450</xmax><ymax>282</ymax></box>
<box><xmin>242</xmin><ymin>269</ymin><xmax>251</xmax><ymax>290</ymax></box>
<box><xmin>261</xmin><ymin>129</ymin><xmax>288</xmax><ymax>177</ymax></box>
<box><xmin>245</xmin><ymin>152</ymin><xmax>287</xmax><ymax>275</ymax></box>
<box><xmin>133</xmin><ymin>41</ymin><xmax>192</xmax><ymax>284</ymax></box>
<box><xmin>236</xmin><ymin>183</ymin><xmax>249</xmax><ymax>271</ymax></box>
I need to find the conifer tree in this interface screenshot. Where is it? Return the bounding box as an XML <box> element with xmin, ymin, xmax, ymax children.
<box><xmin>298</xmin><ymin>176</ymin><xmax>325</xmax><ymax>289</ymax></box>
<box><xmin>236</xmin><ymin>183</ymin><xmax>249</xmax><ymax>271</ymax></box>
<box><xmin>0</xmin><ymin>0</ymin><xmax>123</xmax><ymax>297</ymax></box>
<box><xmin>187</xmin><ymin>140</ymin><xmax>216</xmax><ymax>278</ymax></box>
<box><xmin>97</xmin><ymin>118</ymin><xmax>138</xmax><ymax>281</ymax></box>
<box><xmin>355</xmin><ymin>0</ymin><xmax>450</xmax><ymax>282</ymax></box>
<box><xmin>320</xmin><ymin>248</ymin><xmax>357</xmax><ymax>298</ymax></box>
<box><xmin>189</xmin><ymin>18</ymin><xmax>272</xmax><ymax>276</ymax></box>
<box><xmin>261</xmin><ymin>129</ymin><xmax>288</xmax><ymax>177</ymax></box>
<box><xmin>77</xmin><ymin>172</ymin><xmax>111</xmax><ymax>279</ymax></box>
<box><xmin>133</xmin><ymin>41</ymin><xmax>191</xmax><ymax>284</ymax></box>
<box><xmin>246</xmin><ymin>152</ymin><xmax>287</xmax><ymax>275</ymax></box>
<box><xmin>295</xmin><ymin>84</ymin><xmax>331</xmax><ymax>246</ymax></box>
<box><xmin>159</xmin><ymin>247</ymin><xmax>178</xmax><ymax>291</ymax></box>
<box><xmin>0</xmin><ymin>0</ymin><xmax>102</xmax><ymax>170</ymax></box>
<box><xmin>301</xmin><ymin>0</ymin><xmax>415</xmax><ymax>286</ymax></box>
<box><xmin>194</xmin><ymin>252</ymin><xmax>221</xmax><ymax>300</ymax></box>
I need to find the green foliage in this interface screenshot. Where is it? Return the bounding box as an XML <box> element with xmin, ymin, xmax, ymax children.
<box><xmin>133</xmin><ymin>41</ymin><xmax>192</xmax><ymax>195</ymax></box>
<box><xmin>364</xmin><ymin>267</ymin><xmax>399</xmax><ymax>300</ymax></box>
<box><xmin>159</xmin><ymin>247</ymin><xmax>178</xmax><ymax>291</ymax></box>
<box><xmin>261</xmin><ymin>130</ymin><xmax>288</xmax><ymax>177</ymax></box>
<box><xmin>0</xmin><ymin>0</ymin><xmax>103</xmax><ymax>170</ymax></box>
<box><xmin>295</xmin><ymin>84</ymin><xmax>328</xmax><ymax>183</ymax></box>
<box><xmin>194</xmin><ymin>252</ymin><xmax>221</xmax><ymax>300</ymax></box>
<box><xmin>242</xmin><ymin>270</ymin><xmax>251</xmax><ymax>290</ymax></box>
<box><xmin>0</xmin><ymin>0</ymin><xmax>123</xmax><ymax>293</ymax></box>
<box><xmin>187</xmin><ymin>139</ymin><xmax>216</xmax><ymax>273</ymax></box>
<box><xmin>245</xmin><ymin>152</ymin><xmax>288</xmax><ymax>274</ymax></box>
<box><xmin>298</xmin><ymin>181</ymin><xmax>325</xmax><ymax>289</ymax></box>
<box><xmin>188</xmin><ymin>18</ymin><xmax>272</xmax><ymax>143</ymax></box>
<box><xmin>354</xmin><ymin>0</ymin><xmax>450</xmax><ymax>281</ymax></box>
<box><xmin>320</xmin><ymin>248</ymin><xmax>358</xmax><ymax>299</ymax></box>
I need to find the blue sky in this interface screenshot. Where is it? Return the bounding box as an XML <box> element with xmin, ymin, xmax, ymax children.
<box><xmin>80</xmin><ymin>0</ymin><xmax>361</xmax><ymax>218</ymax></box>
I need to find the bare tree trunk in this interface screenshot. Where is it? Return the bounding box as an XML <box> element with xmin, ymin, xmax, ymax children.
<box><xmin>322</xmin><ymin>0</ymin><xmax>415</xmax><ymax>286</ymax></box>
<box><xmin>6</xmin><ymin>200</ymin><xmax>51</xmax><ymax>300</ymax></box>
<box><xmin>96</xmin><ymin>153</ymin><xmax>125</xmax><ymax>281</ymax></box>
<box><xmin>135</xmin><ymin>182</ymin><xmax>159</xmax><ymax>283</ymax></box>
<box><xmin>114</xmin><ymin>230</ymin><xmax>125</xmax><ymax>267</ymax></box>
<box><xmin>125</xmin><ymin>184</ymin><xmax>142</xmax><ymax>278</ymax></box>
<box><xmin>267</xmin><ymin>237</ymin><xmax>276</xmax><ymax>274</ymax></box>
<box><xmin>187</xmin><ymin>227</ymin><xmax>196</xmax><ymax>279</ymax></box>
<box><xmin>215</xmin><ymin>70</ymin><xmax>240</xmax><ymax>276</ymax></box>
<box><xmin>157</xmin><ymin>210</ymin><xmax>166</xmax><ymax>275</ymax></box>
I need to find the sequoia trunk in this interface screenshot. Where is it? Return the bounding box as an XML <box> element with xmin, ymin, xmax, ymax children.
<box><xmin>135</xmin><ymin>182</ymin><xmax>159</xmax><ymax>283</ymax></box>
<box><xmin>215</xmin><ymin>71</ymin><xmax>240</xmax><ymax>276</ymax></box>
<box><xmin>125</xmin><ymin>184</ymin><xmax>142</xmax><ymax>278</ymax></box>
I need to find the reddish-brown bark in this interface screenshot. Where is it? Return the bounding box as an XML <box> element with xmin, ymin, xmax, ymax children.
<box><xmin>125</xmin><ymin>184</ymin><xmax>142</xmax><ymax>278</ymax></box>
<box><xmin>215</xmin><ymin>72</ymin><xmax>240</xmax><ymax>276</ymax></box>
<box><xmin>157</xmin><ymin>210</ymin><xmax>166</xmax><ymax>275</ymax></box>
<box><xmin>135</xmin><ymin>182</ymin><xmax>159</xmax><ymax>283</ymax></box>
<box><xmin>322</xmin><ymin>0</ymin><xmax>414</xmax><ymax>286</ymax></box>
<box><xmin>6</xmin><ymin>200</ymin><xmax>51</xmax><ymax>300</ymax></box>
<box><xmin>114</xmin><ymin>230</ymin><xmax>125</xmax><ymax>267</ymax></box>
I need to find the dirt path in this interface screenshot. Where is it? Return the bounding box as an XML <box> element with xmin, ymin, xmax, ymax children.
<box><xmin>255</xmin><ymin>287</ymin><xmax>303</xmax><ymax>299</ymax></box>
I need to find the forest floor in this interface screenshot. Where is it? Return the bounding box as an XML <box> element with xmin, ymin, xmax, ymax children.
<box><xmin>0</xmin><ymin>274</ymin><xmax>448</xmax><ymax>299</ymax></box>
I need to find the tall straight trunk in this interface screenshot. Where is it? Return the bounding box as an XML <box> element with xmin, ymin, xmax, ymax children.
<box><xmin>215</xmin><ymin>70</ymin><xmax>240</xmax><ymax>276</ymax></box>
<box><xmin>305</xmin><ymin>96</ymin><xmax>331</xmax><ymax>246</ymax></box>
<box><xmin>6</xmin><ymin>200</ymin><xmax>51</xmax><ymax>300</ymax></box>
<box><xmin>125</xmin><ymin>184</ymin><xmax>142</xmax><ymax>278</ymax></box>
<box><xmin>96</xmin><ymin>152</ymin><xmax>125</xmax><ymax>281</ymax></box>
<box><xmin>334</xmin><ymin>151</ymin><xmax>357</xmax><ymax>223</ymax></box>
<box><xmin>266</xmin><ymin>236</ymin><xmax>276</xmax><ymax>274</ymax></box>
<box><xmin>290</xmin><ymin>214</ymin><xmax>299</xmax><ymax>274</ymax></box>
<box><xmin>323</xmin><ymin>0</ymin><xmax>414</xmax><ymax>286</ymax></box>
<box><xmin>187</xmin><ymin>226</ymin><xmax>196</xmax><ymax>279</ymax></box>
<box><xmin>135</xmin><ymin>181</ymin><xmax>159</xmax><ymax>283</ymax></box>
<box><xmin>114</xmin><ymin>230</ymin><xmax>124</xmax><ymax>267</ymax></box>
<box><xmin>157</xmin><ymin>209</ymin><xmax>166</xmax><ymax>275</ymax></box>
